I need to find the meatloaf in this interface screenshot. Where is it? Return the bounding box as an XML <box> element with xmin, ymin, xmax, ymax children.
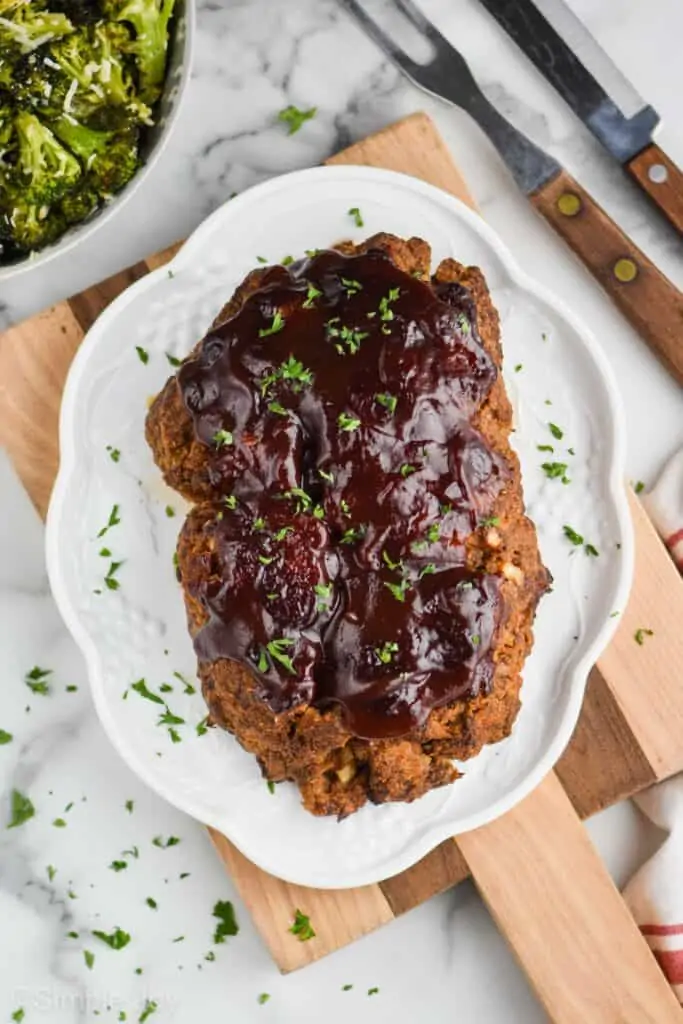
<box><xmin>146</xmin><ymin>233</ymin><xmax>550</xmax><ymax>817</ymax></box>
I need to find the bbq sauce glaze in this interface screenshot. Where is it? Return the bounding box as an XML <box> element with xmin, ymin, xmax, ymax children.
<box><xmin>179</xmin><ymin>247</ymin><xmax>506</xmax><ymax>740</ymax></box>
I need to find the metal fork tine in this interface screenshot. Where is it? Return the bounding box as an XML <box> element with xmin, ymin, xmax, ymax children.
<box><xmin>392</xmin><ymin>0</ymin><xmax>446</xmax><ymax>47</ymax></box>
<box><xmin>338</xmin><ymin>0</ymin><xmax>422</xmax><ymax>77</ymax></box>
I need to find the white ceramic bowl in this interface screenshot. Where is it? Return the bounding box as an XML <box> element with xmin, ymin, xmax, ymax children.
<box><xmin>0</xmin><ymin>0</ymin><xmax>194</xmax><ymax>282</ymax></box>
<box><xmin>46</xmin><ymin>166</ymin><xmax>634</xmax><ymax>889</ymax></box>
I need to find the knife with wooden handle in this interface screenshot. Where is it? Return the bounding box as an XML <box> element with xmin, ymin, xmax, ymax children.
<box><xmin>478</xmin><ymin>0</ymin><xmax>683</xmax><ymax>237</ymax></box>
<box><xmin>338</xmin><ymin>0</ymin><xmax>683</xmax><ymax>385</ymax></box>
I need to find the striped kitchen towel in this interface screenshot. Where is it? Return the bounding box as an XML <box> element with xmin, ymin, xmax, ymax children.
<box><xmin>622</xmin><ymin>447</ymin><xmax>683</xmax><ymax>1003</ymax></box>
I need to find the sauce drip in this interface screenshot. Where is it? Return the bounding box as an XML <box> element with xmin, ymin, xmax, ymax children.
<box><xmin>178</xmin><ymin>247</ymin><xmax>506</xmax><ymax>739</ymax></box>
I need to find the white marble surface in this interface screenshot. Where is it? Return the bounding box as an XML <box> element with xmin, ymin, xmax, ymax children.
<box><xmin>1</xmin><ymin>0</ymin><xmax>682</xmax><ymax>1020</ymax></box>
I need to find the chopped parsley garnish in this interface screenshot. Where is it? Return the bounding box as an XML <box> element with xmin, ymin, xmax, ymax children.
<box><xmin>537</xmin><ymin>444</ymin><xmax>554</xmax><ymax>453</ymax></box>
<box><xmin>567</xmin><ymin>447</ymin><xmax>576</xmax><ymax>456</ymax></box>
<box><xmin>319</xmin><ymin>468</ymin><xmax>334</xmax><ymax>483</ymax></box>
<box><xmin>634</xmin><ymin>628</ymin><xmax>654</xmax><ymax>646</ymax></box>
<box><xmin>135</xmin><ymin>346</ymin><xmax>149</xmax><ymax>365</ymax></box>
<box><xmin>541</xmin><ymin>461</ymin><xmax>569</xmax><ymax>483</ymax></box>
<box><xmin>585</xmin><ymin>543</ymin><xmax>599</xmax><ymax>557</ymax></box>
<box><xmin>256</xmin><ymin>255</ymin><xmax>268</xmax><ymax>264</ymax></box>
<box><xmin>165</xmin><ymin>505</ymin><xmax>175</xmax><ymax>518</ymax></box>
<box><xmin>261</xmin><ymin>355</ymin><xmax>314</xmax><ymax>396</ymax></box>
<box><xmin>634</xmin><ymin>481</ymin><xmax>645</xmax><ymax>494</ymax></box>
<box><xmin>107</xmin><ymin>445</ymin><xmax>121</xmax><ymax>462</ymax></box>
<box><xmin>7</xmin><ymin>789</ymin><xmax>35</xmax><ymax>829</ymax></box>
<box><xmin>53</xmin><ymin>818</ymin><xmax>66</xmax><ymax>828</ymax></box>
<box><xmin>382</xmin><ymin>550</ymin><xmax>402</xmax><ymax>571</ymax></box>
<box><xmin>456</xmin><ymin>312</ymin><xmax>470</xmax><ymax>335</ymax></box>
<box><xmin>375</xmin><ymin>392</ymin><xmax>397</xmax><ymax>415</ymax></box>
<box><xmin>173</xmin><ymin>671</ymin><xmax>196</xmax><ymax>695</ymax></box>
<box><xmin>419</xmin><ymin>563</ymin><xmax>436</xmax><ymax>578</ymax></box>
<box><xmin>213</xmin><ymin>429</ymin><xmax>234</xmax><ymax>448</ymax></box>
<box><xmin>470</xmin><ymin>634</ymin><xmax>481</xmax><ymax>646</ymax></box>
<box><xmin>66</xmin><ymin>685</ymin><xmax>78</xmax><ymax>693</ymax></box>
<box><xmin>338</xmin><ymin>412</ymin><xmax>361</xmax><ymax>432</ymax></box>
<box><xmin>544</xmin><ymin>398</ymin><xmax>552</xmax><ymax>405</ymax></box>
<box><xmin>384</xmin><ymin>579</ymin><xmax>409</xmax><ymax>603</ymax></box>
<box><xmin>257</xmin><ymin>994</ymin><xmax>271</xmax><ymax>1005</ymax></box>
<box><xmin>348</xmin><ymin>206</ymin><xmax>364</xmax><ymax>228</ymax></box>
<box><xmin>258</xmin><ymin>310</ymin><xmax>285</xmax><ymax>338</ymax></box>
<box><xmin>160</xmin><ymin>683</ymin><xmax>173</xmax><ymax>693</ymax></box>
<box><xmin>563</xmin><ymin>525</ymin><xmax>584</xmax><ymax>546</ymax></box>
<box><xmin>548</xmin><ymin>422</ymin><xmax>563</xmax><ymax>440</ymax></box>
<box><xmin>399</xmin><ymin>463</ymin><xmax>415</xmax><ymax>477</ymax></box>
<box><xmin>47</xmin><ymin>865</ymin><xmax>56</xmax><ymax>881</ymax></box>
<box><xmin>267</xmin><ymin>780</ymin><xmax>276</xmax><ymax>795</ymax></box>
<box><xmin>266</xmin><ymin>638</ymin><xmax>296</xmax><ymax>675</ymax></box>
<box><xmin>11</xmin><ymin>1010</ymin><xmax>24</xmax><ymax>1023</ymax></box>
<box><xmin>165</xmin><ymin>352</ymin><xmax>182</xmax><ymax>367</ymax></box>
<box><xmin>131</xmin><ymin>679</ymin><xmax>164</xmax><ymax>705</ymax></box>
<box><xmin>375</xmin><ymin>641</ymin><xmax>399</xmax><ymax>664</ymax></box>
<box><xmin>340</xmin><ymin>499</ymin><xmax>351</xmax><ymax>517</ymax></box>
<box><xmin>110</xmin><ymin>860</ymin><xmax>127</xmax><ymax>872</ymax></box>
<box><xmin>224</xmin><ymin>495</ymin><xmax>238</xmax><ymax>510</ymax></box>
<box><xmin>104</xmin><ymin>561</ymin><xmax>123</xmax><ymax>591</ymax></box>
<box><xmin>341</xmin><ymin>277</ymin><xmax>362</xmax><ymax>296</ymax></box>
<box><xmin>0</xmin><ymin>730</ymin><xmax>13</xmax><ymax>745</ymax></box>
<box><xmin>426</xmin><ymin>523</ymin><xmax>441</xmax><ymax>544</ymax></box>
<box><xmin>196</xmin><ymin>717</ymin><xmax>209</xmax><ymax>736</ymax></box>
<box><xmin>97</xmin><ymin>504</ymin><xmax>121</xmax><ymax>538</ymax></box>
<box><xmin>303</xmin><ymin>283</ymin><xmax>322</xmax><ymax>308</ymax></box>
<box><xmin>289</xmin><ymin>909</ymin><xmax>316</xmax><ymax>942</ymax></box>
<box><xmin>123</xmin><ymin>846</ymin><xmax>139</xmax><ymax>859</ymax></box>
<box><xmin>92</xmin><ymin>927</ymin><xmax>131</xmax><ymax>950</ymax></box>
<box><xmin>480</xmin><ymin>516</ymin><xmax>500</xmax><ymax>528</ymax></box>
<box><xmin>278</xmin><ymin>104</ymin><xmax>317</xmax><ymax>135</ymax></box>
<box><xmin>125</xmin><ymin>800</ymin><xmax>134</xmax><ymax>813</ymax></box>
<box><xmin>341</xmin><ymin>525</ymin><xmax>365</xmax><ymax>544</ymax></box>
<box><xmin>152</xmin><ymin>835</ymin><xmax>180</xmax><ymax>849</ymax></box>
<box><xmin>379</xmin><ymin>288</ymin><xmax>400</xmax><ymax>323</ymax></box>
<box><xmin>273</xmin><ymin>526</ymin><xmax>294</xmax><ymax>542</ymax></box>
<box><xmin>158</xmin><ymin>707</ymin><xmax>185</xmax><ymax>728</ymax></box>
<box><xmin>258</xmin><ymin>554</ymin><xmax>275</xmax><ymax>566</ymax></box>
<box><xmin>84</xmin><ymin>950</ymin><xmax>95</xmax><ymax>969</ymax></box>
<box><xmin>281</xmin><ymin>255</ymin><xmax>294</xmax><ymax>266</ymax></box>
<box><xmin>514</xmin><ymin>364</ymin><xmax>522</xmax><ymax>372</ymax></box>
<box><xmin>368</xmin><ymin>988</ymin><xmax>379</xmax><ymax>996</ymax></box>
<box><xmin>172</xmin><ymin>935</ymin><xmax>184</xmax><ymax>942</ymax></box>
<box><xmin>25</xmin><ymin>665</ymin><xmax>51</xmax><ymax>695</ymax></box>
<box><xmin>342</xmin><ymin>984</ymin><xmax>353</xmax><ymax>991</ymax></box>
<box><xmin>139</xmin><ymin>1000</ymin><xmax>158</xmax><ymax>1023</ymax></box>
<box><xmin>314</xmin><ymin>582</ymin><xmax>333</xmax><ymax>609</ymax></box>
<box><xmin>213</xmin><ymin>900</ymin><xmax>240</xmax><ymax>943</ymax></box>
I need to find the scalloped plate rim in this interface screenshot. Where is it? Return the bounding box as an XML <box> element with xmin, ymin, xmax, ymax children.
<box><xmin>45</xmin><ymin>165</ymin><xmax>634</xmax><ymax>889</ymax></box>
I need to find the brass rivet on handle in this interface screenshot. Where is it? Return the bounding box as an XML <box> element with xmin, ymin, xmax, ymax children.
<box><xmin>556</xmin><ymin>192</ymin><xmax>582</xmax><ymax>217</ymax></box>
<box><xmin>614</xmin><ymin>258</ymin><xmax>638</xmax><ymax>283</ymax></box>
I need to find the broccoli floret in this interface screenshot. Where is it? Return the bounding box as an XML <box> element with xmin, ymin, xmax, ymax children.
<box><xmin>51</xmin><ymin>114</ymin><xmax>139</xmax><ymax>193</ymax></box>
<box><xmin>13</xmin><ymin>110</ymin><xmax>81</xmax><ymax>204</ymax></box>
<box><xmin>102</xmin><ymin>0</ymin><xmax>175</xmax><ymax>103</ymax></box>
<box><xmin>48</xmin><ymin>23</ymin><xmax>152</xmax><ymax>124</ymax></box>
<box><xmin>0</xmin><ymin>1</ymin><xmax>73</xmax><ymax>58</ymax></box>
<box><xmin>59</xmin><ymin>180</ymin><xmax>99</xmax><ymax>224</ymax></box>
<box><xmin>1</xmin><ymin>198</ymin><xmax>66</xmax><ymax>253</ymax></box>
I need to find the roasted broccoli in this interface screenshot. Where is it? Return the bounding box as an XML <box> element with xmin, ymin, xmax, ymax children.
<box><xmin>0</xmin><ymin>0</ymin><xmax>176</xmax><ymax>261</ymax></box>
<box><xmin>101</xmin><ymin>0</ymin><xmax>175</xmax><ymax>103</ymax></box>
<box><xmin>0</xmin><ymin>1</ymin><xmax>74</xmax><ymax>58</ymax></box>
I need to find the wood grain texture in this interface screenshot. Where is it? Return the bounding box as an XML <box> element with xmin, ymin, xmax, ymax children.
<box><xmin>555</xmin><ymin>668</ymin><xmax>655</xmax><ymax>818</ymax></box>
<box><xmin>531</xmin><ymin>167</ymin><xmax>683</xmax><ymax>385</ymax></box>
<box><xmin>209</xmin><ymin>828</ymin><xmax>394</xmax><ymax>973</ymax></box>
<box><xmin>627</xmin><ymin>143</ymin><xmax>683</xmax><ymax>236</ymax></box>
<box><xmin>2</xmin><ymin>114</ymin><xmax>683</xmax><ymax>1004</ymax></box>
<box><xmin>458</xmin><ymin>773</ymin><xmax>683</xmax><ymax>1024</ymax></box>
<box><xmin>599</xmin><ymin>490</ymin><xmax>683</xmax><ymax>781</ymax></box>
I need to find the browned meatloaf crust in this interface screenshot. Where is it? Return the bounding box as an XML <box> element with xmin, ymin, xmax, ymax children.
<box><xmin>146</xmin><ymin>233</ymin><xmax>550</xmax><ymax>817</ymax></box>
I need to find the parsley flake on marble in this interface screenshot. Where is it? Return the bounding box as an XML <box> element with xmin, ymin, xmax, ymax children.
<box><xmin>131</xmin><ymin>679</ymin><xmax>164</xmax><ymax>705</ymax></box>
<box><xmin>7</xmin><ymin>790</ymin><xmax>35</xmax><ymax>829</ymax></box>
<box><xmin>139</xmin><ymin>1000</ymin><xmax>158</xmax><ymax>1022</ymax></box>
<box><xmin>92</xmin><ymin>927</ymin><xmax>131</xmax><ymax>950</ymax></box>
<box><xmin>277</xmin><ymin>105</ymin><xmax>317</xmax><ymax>135</ymax></box>
<box><xmin>97</xmin><ymin>504</ymin><xmax>121</xmax><ymax>538</ymax></box>
<box><xmin>135</xmin><ymin>345</ymin><xmax>149</xmax><ymax>364</ymax></box>
<box><xmin>213</xmin><ymin>900</ymin><xmax>239</xmax><ymax>943</ymax></box>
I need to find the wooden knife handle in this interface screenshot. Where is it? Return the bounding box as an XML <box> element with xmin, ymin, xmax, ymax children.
<box><xmin>627</xmin><ymin>142</ymin><xmax>683</xmax><ymax>236</ymax></box>
<box><xmin>458</xmin><ymin>774</ymin><xmax>683</xmax><ymax>1023</ymax></box>
<box><xmin>531</xmin><ymin>168</ymin><xmax>683</xmax><ymax>385</ymax></box>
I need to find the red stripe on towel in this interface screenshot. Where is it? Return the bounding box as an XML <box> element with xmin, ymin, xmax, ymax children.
<box><xmin>641</xmin><ymin>923</ymin><xmax>683</xmax><ymax>937</ymax></box>
<box><xmin>653</xmin><ymin>949</ymin><xmax>683</xmax><ymax>985</ymax></box>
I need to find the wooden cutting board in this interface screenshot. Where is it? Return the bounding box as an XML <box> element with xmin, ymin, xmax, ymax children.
<box><xmin>2</xmin><ymin>112</ymin><xmax>683</xmax><ymax>1023</ymax></box>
